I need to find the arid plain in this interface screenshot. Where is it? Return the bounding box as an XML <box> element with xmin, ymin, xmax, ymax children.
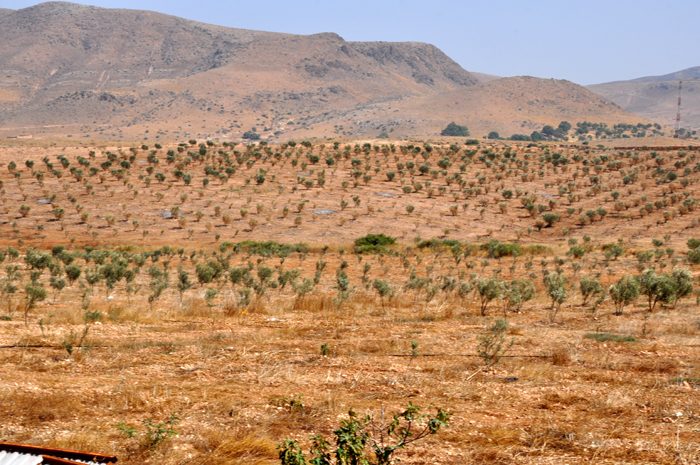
<box><xmin>0</xmin><ymin>136</ymin><xmax>699</xmax><ymax>464</ymax></box>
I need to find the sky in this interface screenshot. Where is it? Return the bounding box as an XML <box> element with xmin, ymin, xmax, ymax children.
<box><xmin>3</xmin><ymin>0</ymin><xmax>699</xmax><ymax>85</ymax></box>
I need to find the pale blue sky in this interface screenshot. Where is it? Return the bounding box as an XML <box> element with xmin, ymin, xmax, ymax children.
<box><xmin>3</xmin><ymin>0</ymin><xmax>699</xmax><ymax>85</ymax></box>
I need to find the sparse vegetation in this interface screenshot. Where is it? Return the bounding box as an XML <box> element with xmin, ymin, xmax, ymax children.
<box><xmin>1</xmin><ymin>138</ymin><xmax>700</xmax><ymax>465</ymax></box>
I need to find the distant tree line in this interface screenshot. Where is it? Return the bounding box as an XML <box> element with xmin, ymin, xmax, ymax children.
<box><xmin>441</xmin><ymin>122</ymin><xmax>470</xmax><ymax>137</ymax></box>
<box><xmin>486</xmin><ymin>120</ymin><xmax>678</xmax><ymax>143</ymax></box>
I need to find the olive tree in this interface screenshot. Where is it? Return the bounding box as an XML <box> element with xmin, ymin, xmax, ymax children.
<box><xmin>24</xmin><ymin>282</ymin><xmax>48</xmax><ymax>326</ymax></box>
<box><xmin>503</xmin><ymin>279</ymin><xmax>535</xmax><ymax>314</ymax></box>
<box><xmin>579</xmin><ymin>275</ymin><xmax>604</xmax><ymax>306</ymax></box>
<box><xmin>476</xmin><ymin>277</ymin><xmax>502</xmax><ymax>316</ymax></box>
<box><xmin>639</xmin><ymin>269</ymin><xmax>675</xmax><ymax>312</ymax></box>
<box><xmin>609</xmin><ymin>275</ymin><xmax>640</xmax><ymax>316</ymax></box>
<box><xmin>544</xmin><ymin>272</ymin><xmax>567</xmax><ymax>322</ymax></box>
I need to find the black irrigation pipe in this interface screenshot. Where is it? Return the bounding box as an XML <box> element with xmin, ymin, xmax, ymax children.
<box><xmin>0</xmin><ymin>344</ymin><xmax>549</xmax><ymax>358</ymax></box>
<box><xmin>2</xmin><ymin>345</ymin><xmax>696</xmax><ymax>369</ymax></box>
<box><xmin>380</xmin><ymin>354</ymin><xmax>550</xmax><ymax>358</ymax></box>
<box><xmin>0</xmin><ymin>344</ymin><xmax>111</xmax><ymax>349</ymax></box>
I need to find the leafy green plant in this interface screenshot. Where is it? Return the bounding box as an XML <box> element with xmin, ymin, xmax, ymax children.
<box><xmin>482</xmin><ymin>240</ymin><xmax>521</xmax><ymax>258</ymax></box>
<box><xmin>0</xmin><ymin>265</ymin><xmax>20</xmax><ymax>316</ymax></box>
<box><xmin>544</xmin><ymin>272</ymin><xmax>567</xmax><ymax>322</ymax></box>
<box><xmin>503</xmin><ymin>279</ymin><xmax>535</xmax><ymax>314</ymax></box>
<box><xmin>476</xmin><ymin>277</ymin><xmax>502</xmax><ymax>316</ymax></box>
<box><xmin>292</xmin><ymin>278</ymin><xmax>315</xmax><ymax>308</ymax></box>
<box><xmin>639</xmin><ymin>269</ymin><xmax>675</xmax><ymax>312</ymax></box>
<box><xmin>354</xmin><ymin>234</ymin><xmax>396</xmax><ymax>254</ymax></box>
<box><xmin>117</xmin><ymin>413</ymin><xmax>180</xmax><ymax>450</ymax></box>
<box><xmin>372</xmin><ymin>279</ymin><xmax>393</xmax><ymax>310</ymax></box>
<box><xmin>579</xmin><ymin>275</ymin><xmax>603</xmax><ymax>307</ymax></box>
<box><xmin>440</xmin><ymin>122</ymin><xmax>470</xmax><ymax>137</ymax></box>
<box><xmin>477</xmin><ymin>318</ymin><xmax>512</xmax><ymax>366</ymax></box>
<box><xmin>334</xmin><ymin>270</ymin><xmax>351</xmax><ymax>310</ymax></box>
<box><xmin>24</xmin><ymin>282</ymin><xmax>47</xmax><ymax>326</ymax></box>
<box><xmin>609</xmin><ymin>275</ymin><xmax>640</xmax><ymax>315</ymax></box>
<box><xmin>277</xmin><ymin>403</ymin><xmax>450</xmax><ymax>465</ymax></box>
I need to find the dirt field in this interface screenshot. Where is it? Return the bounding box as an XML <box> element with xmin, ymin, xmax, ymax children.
<box><xmin>1</xmin><ymin>138</ymin><xmax>699</xmax><ymax>464</ymax></box>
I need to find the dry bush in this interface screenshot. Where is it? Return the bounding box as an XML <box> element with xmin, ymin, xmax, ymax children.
<box><xmin>468</xmin><ymin>448</ymin><xmax>514</xmax><ymax>464</ymax></box>
<box><xmin>593</xmin><ymin>391</ymin><xmax>635</xmax><ymax>416</ymax></box>
<box><xmin>190</xmin><ymin>431</ymin><xmax>278</xmax><ymax>465</ymax></box>
<box><xmin>0</xmin><ymin>390</ymin><xmax>84</xmax><ymax>425</ymax></box>
<box><xmin>661</xmin><ymin>321</ymin><xmax>700</xmax><ymax>336</ymax></box>
<box><xmin>630</xmin><ymin>358</ymin><xmax>679</xmax><ymax>374</ymax></box>
<box><xmin>550</xmin><ymin>345</ymin><xmax>573</xmax><ymax>366</ymax></box>
<box><xmin>180</xmin><ymin>295</ymin><xmax>213</xmax><ymax>318</ymax></box>
<box><xmin>40</xmin><ymin>303</ymin><xmax>84</xmax><ymax>325</ymax></box>
<box><xmin>46</xmin><ymin>429</ymin><xmax>118</xmax><ymax>458</ymax></box>
<box><xmin>293</xmin><ymin>294</ymin><xmax>335</xmax><ymax>313</ymax></box>
<box><xmin>248</xmin><ymin>297</ymin><xmax>281</xmax><ymax>315</ymax></box>
<box><xmin>104</xmin><ymin>303</ymin><xmax>147</xmax><ymax>323</ymax></box>
<box><xmin>357</xmin><ymin>338</ymin><xmax>395</xmax><ymax>355</ymax></box>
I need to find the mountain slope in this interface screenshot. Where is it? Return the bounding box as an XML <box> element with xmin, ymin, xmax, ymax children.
<box><xmin>0</xmin><ymin>2</ymin><xmax>649</xmax><ymax>142</ymax></box>
<box><xmin>615</xmin><ymin>66</ymin><xmax>700</xmax><ymax>84</ymax></box>
<box><xmin>293</xmin><ymin>76</ymin><xmax>650</xmax><ymax>140</ymax></box>
<box><xmin>588</xmin><ymin>67</ymin><xmax>700</xmax><ymax>131</ymax></box>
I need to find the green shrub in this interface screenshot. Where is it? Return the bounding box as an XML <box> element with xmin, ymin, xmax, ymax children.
<box><xmin>481</xmin><ymin>240</ymin><xmax>521</xmax><ymax>258</ymax></box>
<box><xmin>440</xmin><ymin>122</ymin><xmax>470</xmax><ymax>137</ymax></box>
<box><xmin>277</xmin><ymin>404</ymin><xmax>450</xmax><ymax>465</ymax></box>
<box><xmin>525</xmin><ymin>244</ymin><xmax>551</xmax><ymax>255</ymax></box>
<box><xmin>544</xmin><ymin>272</ymin><xmax>567</xmax><ymax>322</ymax></box>
<box><xmin>504</xmin><ymin>279</ymin><xmax>535</xmax><ymax>313</ymax></box>
<box><xmin>542</xmin><ymin>212</ymin><xmax>560</xmax><ymax>227</ymax></box>
<box><xmin>416</xmin><ymin>239</ymin><xmax>461</xmax><ymax>250</ymax></box>
<box><xmin>579</xmin><ymin>275</ymin><xmax>603</xmax><ymax>306</ymax></box>
<box><xmin>354</xmin><ymin>234</ymin><xmax>396</xmax><ymax>254</ymax></box>
<box><xmin>585</xmin><ymin>333</ymin><xmax>638</xmax><ymax>343</ymax></box>
<box><xmin>477</xmin><ymin>318</ymin><xmax>512</xmax><ymax>366</ymax></box>
<box><xmin>639</xmin><ymin>269</ymin><xmax>676</xmax><ymax>312</ymax></box>
<box><xmin>234</xmin><ymin>241</ymin><xmax>308</xmax><ymax>256</ymax></box>
<box><xmin>688</xmin><ymin>247</ymin><xmax>700</xmax><ymax>265</ymax></box>
<box><xmin>609</xmin><ymin>275</ymin><xmax>639</xmax><ymax>315</ymax></box>
<box><xmin>568</xmin><ymin>245</ymin><xmax>585</xmax><ymax>259</ymax></box>
<box><xmin>118</xmin><ymin>413</ymin><xmax>180</xmax><ymax>450</ymax></box>
<box><xmin>476</xmin><ymin>277</ymin><xmax>503</xmax><ymax>316</ymax></box>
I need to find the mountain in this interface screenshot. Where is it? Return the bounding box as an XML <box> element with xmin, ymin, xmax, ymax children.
<box><xmin>295</xmin><ymin>76</ymin><xmax>650</xmax><ymax>141</ymax></box>
<box><xmin>612</xmin><ymin>66</ymin><xmax>700</xmax><ymax>84</ymax></box>
<box><xmin>470</xmin><ymin>72</ymin><xmax>503</xmax><ymax>83</ymax></box>
<box><xmin>588</xmin><ymin>66</ymin><xmax>700</xmax><ymax>131</ymax></box>
<box><xmin>0</xmin><ymin>2</ymin><xmax>649</xmax><ymax>142</ymax></box>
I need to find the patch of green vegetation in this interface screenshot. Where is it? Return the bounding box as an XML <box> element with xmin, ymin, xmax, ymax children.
<box><xmin>524</xmin><ymin>244</ymin><xmax>552</xmax><ymax>255</ymax></box>
<box><xmin>440</xmin><ymin>122</ymin><xmax>470</xmax><ymax>137</ymax></box>
<box><xmin>354</xmin><ymin>233</ymin><xmax>396</xmax><ymax>254</ymax></box>
<box><xmin>584</xmin><ymin>333</ymin><xmax>638</xmax><ymax>343</ymax></box>
<box><xmin>233</xmin><ymin>241</ymin><xmax>308</xmax><ymax>256</ymax></box>
<box><xmin>481</xmin><ymin>240</ymin><xmax>521</xmax><ymax>258</ymax></box>
<box><xmin>669</xmin><ymin>377</ymin><xmax>700</xmax><ymax>384</ymax></box>
<box><xmin>416</xmin><ymin>238</ymin><xmax>461</xmax><ymax>250</ymax></box>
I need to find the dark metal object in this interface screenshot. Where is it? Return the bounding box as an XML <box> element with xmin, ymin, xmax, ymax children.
<box><xmin>0</xmin><ymin>442</ymin><xmax>117</xmax><ymax>464</ymax></box>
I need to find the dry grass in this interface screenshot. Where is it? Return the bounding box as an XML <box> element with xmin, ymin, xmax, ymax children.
<box><xmin>190</xmin><ymin>432</ymin><xmax>278</xmax><ymax>465</ymax></box>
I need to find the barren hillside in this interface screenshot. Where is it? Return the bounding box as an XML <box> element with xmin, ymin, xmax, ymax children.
<box><xmin>0</xmin><ymin>2</ymin><xmax>651</xmax><ymax>142</ymax></box>
<box><xmin>588</xmin><ymin>67</ymin><xmax>700</xmax><ymax>131</ymax></box>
